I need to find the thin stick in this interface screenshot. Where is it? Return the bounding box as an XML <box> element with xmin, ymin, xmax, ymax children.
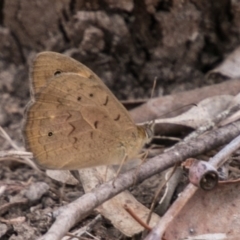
<box><xmin>146</xmin><ymin>164</ymin><xmax>177</xmax><ymax>224</ymax></box>
<box><xmin>124</xmin><ymin>204</ymin><xmax>152</xmax><ymax>231</ymax></box>
<box><xmin>62</xmin><ymin>215</ymin><xmax>102</xmax><ymax>240</ymax></box>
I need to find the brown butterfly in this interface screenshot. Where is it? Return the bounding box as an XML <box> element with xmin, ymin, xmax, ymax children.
<box><xmin>23</xmin><ymin>52</ymin><xmax>153</xmax><ymax>170</ymax></box>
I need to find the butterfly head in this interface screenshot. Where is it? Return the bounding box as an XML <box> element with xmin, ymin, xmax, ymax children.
<box><xmin>137</xmin><ymin>121</ymin><xmax>155</xmax><ymax>144</ymax></box>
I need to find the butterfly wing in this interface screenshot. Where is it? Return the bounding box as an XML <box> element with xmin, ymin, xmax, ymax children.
<box><xmin>24</xmin><ymin>73</ymin><xmax>141</xmax><ymax>169</ymax></box>
<box><xmin>30</xmin><ymin>52</ymin><xmax>133</xmax><ymax>125</ymax></box>
<box><xmin>30</xmin><ymin>51</ymin><xmax>100</xmax><ymax>94</ymax></box>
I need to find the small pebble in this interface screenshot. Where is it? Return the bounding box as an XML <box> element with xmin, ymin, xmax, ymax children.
<box><xmin>24</xmin><ymin>182</ymin><xmax>49</xmax><ymax>201</ymax></box>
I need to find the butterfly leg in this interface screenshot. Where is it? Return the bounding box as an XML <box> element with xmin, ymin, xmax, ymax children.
<box><xmin>112</xmin><ymin>153</ymin><xmax>128</xmax><ymax>188</ymax></box>
<box><xmin>103</xmin><ymin>165</ymin><xmax>109</xmax><ymax>182</ymax></box>
<box><xmin>132</xmin><ymin>150</ymin><xmax>149</xmax><ymax>186</ymax></box>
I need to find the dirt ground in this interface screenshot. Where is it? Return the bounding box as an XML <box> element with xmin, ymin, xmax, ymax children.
<box><xmin>1</xmin><ymin>1</ymin><xmax>240</xmax><ymax>239</ymax></box>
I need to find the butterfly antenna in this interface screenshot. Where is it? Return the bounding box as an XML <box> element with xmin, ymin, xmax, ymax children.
<box><xmin>149</xmin><ymin>77</ymin><xmax>198</xmax><ymax>118</ymax></box>
<box><xmin>146</xmin><ymin>77</ymin><xmax>157</xmax><ymax>139</ymax></box>
<box><xmin>159</xmin><ymin>103</ymin><xmax>198</xmax><ymax>118</ymax></box>
<box><xmin>150</xmin><ymin>77</ymin><xmax>157</xmax><ymax>99</ymax></box>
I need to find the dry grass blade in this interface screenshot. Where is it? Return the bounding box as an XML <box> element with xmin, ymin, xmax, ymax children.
<box><xmin>0</xmin><ymin>126</ymin><xmax>20</xmax><ymax>150</ymax></box>
<box><xmin>0</xmin><ymin>126</ymin><xmax>40</xmax><ymax>171</ymax></box>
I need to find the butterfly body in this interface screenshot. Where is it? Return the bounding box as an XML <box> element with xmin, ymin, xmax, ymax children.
<box><xmin>23</xmin><ymin>52</ymin><xmax>153</xmax><ymax>170</ymax></box>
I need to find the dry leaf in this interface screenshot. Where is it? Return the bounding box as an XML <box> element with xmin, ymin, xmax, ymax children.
<box><xmin>209</xmin><ymin>46</ymin><xmax>240</xmax><ymax>78</ymax></box>
<box><xmin>219</xmin><ymin>92</ymin><xmax>240</xmax><ymax>126</ymax></box>
<box><xmin>155</xmin><ymin>95</ymin><xmax>233</xmax><ymax>129</ymax></box>
<box><xmin>46</xmin><ymin>170</ymin><xmax>79</xmax><ymax>185</ymax></box>
<box><xmin>78</xmin><ymin>166</ymin><xmax>160</xmax><ymax>237</ymax></box>
<box><xmin>165</xmin><ymin>182</ymin><xmax>240</xmax><ymax>239</ymax></box>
